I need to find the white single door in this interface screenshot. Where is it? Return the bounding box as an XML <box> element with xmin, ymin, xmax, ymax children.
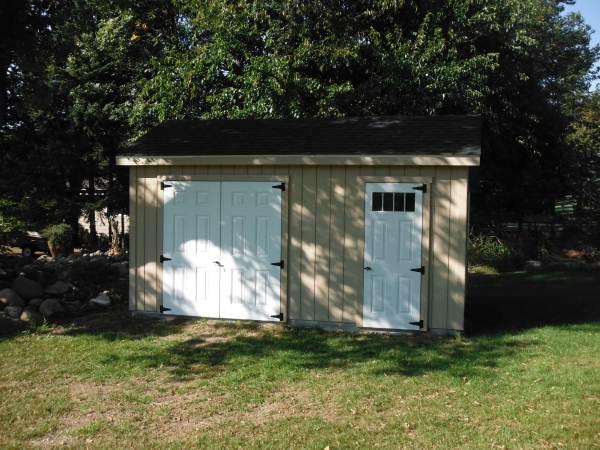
<box><xmin>363</xmin><ymin>183</ymin><xmax>423</xmax><ymax>329</ymax></box>
<box><xmin>163</xmin><ymin>181</ymin><xmax>221</xmax><ymax>317</ymax></box>
<box><xmin>162</xmin><ymin>181</ymin><xmax>282</xmax><ymax>321</ymax></box>
<box><xmin>219</xmin><ymin>182</ymin><xmax>282</xmax><ymax>320</ymax></box>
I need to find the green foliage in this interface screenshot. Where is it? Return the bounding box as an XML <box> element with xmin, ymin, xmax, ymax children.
<box><xmin>1</xmin><ymin>0</ymin><xmax>599</xmax><ymax>233</ymax></box>
<box><xmin>468</xmin><ymin>233</ymin><xmax>545</xmax><ymax>272</ymax></box>
<box><xmin>42</xmin><ymin>223</ymin><xmax>74</xmax><ymax>251</ymax></box>
<box><xmin>469</xmin><ymin>234</ymin><xmax>512</xmax><ymax>272</ymax></box>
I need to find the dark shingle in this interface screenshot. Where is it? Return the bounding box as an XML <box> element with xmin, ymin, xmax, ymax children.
<box><xmin>119</xmin><ymin>116</ymin><xmax>481</xmax><ymax>157</ymax></box>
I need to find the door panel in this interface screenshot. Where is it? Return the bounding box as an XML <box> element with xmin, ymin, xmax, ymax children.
<box><xmin>163</xmin><ymin>181</ymin><xmax>221</xmax><ymax>317</ymax></box>
<box><xmin>363</xmin><ymin>183</ymin><xmax>423</xmax><ymax>329</ymax></box>
<box><xmin>220</xmin><ymin>182</ymin><xmax>282</xmax><ymax>320</ymax></box>
<box><xmin>164</xmin><ymin>181</ymin><xmax>282</xmax><ymax>321</ymax></box>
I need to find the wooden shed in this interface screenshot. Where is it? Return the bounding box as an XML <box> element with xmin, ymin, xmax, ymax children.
<box><xmin>116</xmin><ymin>116</ymin><xmax>481</xmax><ymax>334</ymax></box>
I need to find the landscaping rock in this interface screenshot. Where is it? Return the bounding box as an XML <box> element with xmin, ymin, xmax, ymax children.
<box><xmin>525</xmin><ymin>261</ymin><xmax>542</xmax><ymax>270</ymax></box>
<box><xmin>23</xmin><ymin>269</ymin><xmax>50</xmax><ymax>286</ymax></box>
<box><xmin>4</xmin><ymin>306</ymin><xmax>24</xmax><ymax>318</ymax></box>
<box><xmin>44</xmin><ymin>281</ymin><xmax>70</xmax><ymax>296</ymax></box>
<box><xmin>90</xmin><ymin>292</ymin><xmax>111</xmax><ymax>307</ymax></box>
<box><xmin>11</xmin><ymin>276</ymin><xmax>44</xmax><ymax>300</ymax></box>
<box><xmin>109</xmin><ymin>263</ymin><xmax>128</xmax><ymax>278</ymax></box>
<box><xmin>27</xmin><ymin>298</ymin><xmax>45</xmax><ymax>308</ymax></box>
<box><xmin>14</xmin><ymin>257</ymin><xmax>35</xmax><ymax>273</ymax></box>
<box><xmin>20</xmin><ymin>309</ymin><xmax>44</xmax><ymax>326</ymax></box>
<box><xmin>39</xmin><ymin>298</ymin><xmax>66</xmax><ymax>319</ymax></box>
<box><xmin>0</xmin><ymin>316</ymin><xmax>26</xmax><ymax>335</ymax></box>
<box><xmin>63</xmin><ymin>301</ymin><xmax>82</xmax><ymax>315</ymax></box>
<box><xmin>0</xmin><ymin>288</ymin><xmax>25</xmax><ymax>308</ymax></box>
<box><xmin>43</xmin><ymin>260</ymin><xmax>62</xmax><ymax>272</ymax></box>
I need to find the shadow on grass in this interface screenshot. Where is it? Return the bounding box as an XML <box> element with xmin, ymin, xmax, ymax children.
<box><xmin>2</xmin><ymin>268</ymin><xmax>597</xmax><ymax>382</ymax></box>
<box><xmin>39</xmin><ymin>309</ymin><xmax>539</xmax><ymax>381</ymax></box>
<box><xmin>465</xmin><ymin>268</ymin><xmax>600</xmax><ymax>336</ymax></box>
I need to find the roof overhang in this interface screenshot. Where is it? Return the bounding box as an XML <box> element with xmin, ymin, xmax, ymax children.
<box><xmin>116</xmin><ymin>154</ymin><xmax>480</xmax><ymax>166</ymax></box>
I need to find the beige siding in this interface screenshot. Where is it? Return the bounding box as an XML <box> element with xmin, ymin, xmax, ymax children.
<box><xmin>129</xmin><ymin>164</ymin><xmax>471</xmax><ymax>331</ymax></box>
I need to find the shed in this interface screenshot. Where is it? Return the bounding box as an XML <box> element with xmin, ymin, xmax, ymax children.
<box><xmin>116</xmin><ymin>116</ymin><xmax>481</xmax><ymax>334</ymax></box>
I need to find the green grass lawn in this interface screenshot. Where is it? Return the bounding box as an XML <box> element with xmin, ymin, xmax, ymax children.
<box><xmin>1</xmin><ymin>269</ymin><xmax>599</xmax><ymax>449</ymax></box>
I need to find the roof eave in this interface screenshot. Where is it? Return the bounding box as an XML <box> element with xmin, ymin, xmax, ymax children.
<box><xmin>116</xmin><ymin>154</ymin><xmax>481</xmax><ymax>167</ymax></box>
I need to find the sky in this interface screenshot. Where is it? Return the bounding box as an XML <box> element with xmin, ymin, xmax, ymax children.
<box><xmin>563</xmin><ymin>0</ymin><xmax>600</xmax><ymax>90</ymax></box>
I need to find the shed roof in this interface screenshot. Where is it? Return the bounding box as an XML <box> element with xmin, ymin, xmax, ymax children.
<box><xmin>119</xmin><ymin>116</ymin><xmax>481</xmax><ymax>158</ymax></box>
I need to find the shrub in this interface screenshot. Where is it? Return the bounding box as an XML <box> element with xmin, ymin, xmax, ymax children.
<box><xmin>42</xmin><ymin>224</ymin><xmax>74</xmax><ymax>255</ymax></box>
<box><xmin>469</xmin><ymin>234</ymin><xmax>512</xmax><ymax>272</ymax></box>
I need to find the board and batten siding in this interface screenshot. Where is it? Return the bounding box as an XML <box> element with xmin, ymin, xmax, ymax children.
<box><xmin>128</xmin><ymin>164</ymin><xmax>469</xmax><ymax>331</ymax></box>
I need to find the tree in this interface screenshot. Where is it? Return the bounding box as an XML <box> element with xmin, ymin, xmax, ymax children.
<box><xmin>565</xmin><ymin>90</ymin><xmax>600</xmax><ymax>240</ymax></box>
<box><xmin>1</xmin><ymin>0</ymin><xmax>599</xmax><ymax>238</ymax></box>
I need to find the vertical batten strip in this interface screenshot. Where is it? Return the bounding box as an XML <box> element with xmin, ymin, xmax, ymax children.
<box><xmin>314</xmin><ymin>166</ymin><xmax>332</xmax><ymax>322</ymax></box>
<box><xmin>343</xmin><ymin>166</ymin><xmax>361</xmax><ymax>324</ymax></box>
<box><xmin>129</xmin><ymin>167</ymin><xmax>137</xmax><ymax>311</ymax></box>
<box><xmin>135</xmin><ymin>167</ymin><xmax>146</xmax><ymax>311</ymax></box>
<box><xmin>448</xmin><ymin>167</ymin><xmax>468</xmax><ymax>330</ymax></box>
<box><xmin>144</xmin><ymin>166</ymin><xmax>159</xmax><ymax>311</ymax></box>
<box><xmin>328</xmin><ymin>173</ymin><xmax>346</xmax><ymax>323</ymax></box>
<box><xmin>300</xmin><ymin>166</ymin><xmax>317</xmax><ymax>321</ymax></box>
<box><xmin>287</xmin><ymin>165</ymin><xmax>303</xmax><ymax>320</ymax></box>
<box><xmin>431</xmin><ymin>167</ymin><xmax>452</xmax><ymax>329</ymax></box>
<box><xmin>275</xmin><ymin>165</ymin><xmax>290</xmax><ymax>322</ymax></box>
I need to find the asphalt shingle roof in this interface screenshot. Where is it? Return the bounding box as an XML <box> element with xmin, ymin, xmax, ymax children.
<box><xmin>119</xmin><ymin>116</ymin><xmax>481</xmax><ymax>158</ymax></box>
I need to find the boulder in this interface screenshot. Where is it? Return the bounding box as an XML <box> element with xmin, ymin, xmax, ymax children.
<box><xmin>63</xmin><ymin>301</ymin><xmax>82</xmax><ymax>315</ymax></box>
<box><xmin>4</xmin><ymin>306</ymin><xmax>24</xmax><ymax>318</ymax></box>
<box><xmin>0</xmin><ymin>288</ymin><xmax>25</xmax><ymax>308</ymax></box>
<box><xmin>90</xmin><ymin>292</ymin><xmax>111</xmax><ymax>307</ymax></box>
<box><xmin>109</xmin><ymin>263</ymin><xmax>128</xmax><ymax>278</ymax></box>
<box><xmin>44</xmin><ymin>281</ymin><xmax>70</xmax><ymax>296</ymax></box>
<box><xmin>58</xmin><ymin>257</ymin><xmax>70</xmax><ymax>266</ymax></box>
<box><xmin>39</xmin><ymin>298</ymin><xmax>66</xmax><ymax>319</ymax></box>
<box><xmin>0</xmin><ymin>316</ymin><xmax>26</xmax><ymax>335</ymax></box>
<box><xmin>525</xmin><ymin>261</ymin><xmax>542</xmax><ymax>270</ymax></box>
<box><xmin>14</xmin><ymin>257</ymin><xmax>35</xmax><ymax>273</ymax></box>
<box><xmin>27</xmin><ymin>298</ymin><xmax>45</xmax><ymax>308</ymax></box>
<box><xmin>11</xmin><ymin>276</ymin><xmax>45</xmax><ymax>300</ymax></box>
<box><xmin>20</xmin><ymin>309</ymin><xmax>44</xmax><ymax>326</ymax></box>
<box><xmin>24</xmin><ymin>269</ymin><xmax>50</xmax><ymax>286</ymax></box>
<box><xmin>43</xmin><ymin>260</ymin><xmax>62</xmax><ymax>272</ymax></box>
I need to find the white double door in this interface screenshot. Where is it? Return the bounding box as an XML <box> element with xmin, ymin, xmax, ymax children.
<box><xmin>363</xmin><ymin>183</ymin><xmax>423</xmax><ymax>330</ymax></box>
<box><xmin>163</xmin><ymin>181</ymin><xmax>282</xmax><ymax>320</ymax></box>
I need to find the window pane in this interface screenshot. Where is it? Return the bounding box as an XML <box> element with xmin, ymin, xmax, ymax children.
<box><xmin>405</xmin><ymin>193</ymin><xmax>416</xmax><ymax>212</ymax></box>
<box><xmin>394</xmin><ymin>193</ymin><xmax>405</xmax><ymax>211</ymax></box>
<box><xmin>372</xmin><ymin>192</ymin><xmax>382</xmax><ymax>211</ymax></box>
<box><xmin>383</xmin><ymin>193</ymin><xmax>394</xmax><ymax>211</ymax></box>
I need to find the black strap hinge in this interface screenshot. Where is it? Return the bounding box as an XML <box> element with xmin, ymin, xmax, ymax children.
<box><xmin>409</xmin><ymin>319</ymin><xmax>423</xmax><ymax>328</ymax></box>
<box><xmin>271</xmin><ymin>260</ymin><xmax>284</xmax><ymax>269</ymax></box>
<box><xmin>272</xmin><ymin>183</ymin><xmax>285</xmax><ymax>191</ymax></box>
<box><xmin>161</xmin><ymin>182</ymin><xmax>172</xmax><ymax>190</ymax></box>
<box><xmin>160</xmin><ymin>305</ymin><xmax>171</xmax><ymax>313</ymax></box>
<box><xmin>412</xmin><ymin>184</ymin><xmax>427</xmax><ymax>193</ymax></box>
<box><xmin>160</xmin><ymin>255</ymin><xmax>172</xmax><ymax>263</ymax></box>
<box><xmin>270</xmin><ymin>313</ymin><xmax>284</xmax><ymax>321</ymax></box>
<box><xmin>411</xmin><ymin>266</ymin><xmax>425</xmax><ymax>275</ymax></box>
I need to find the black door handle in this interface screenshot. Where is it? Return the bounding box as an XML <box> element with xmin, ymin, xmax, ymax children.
<box><xmin>364</xmin><ymin>267</ymin><xmax>372</xmax><ymax>270</ymax></box>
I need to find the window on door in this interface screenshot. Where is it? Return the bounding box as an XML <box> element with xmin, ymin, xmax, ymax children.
<box><xmin>372</xmin><ymin>192</ymin><xmax>416</xmax><ymax>212</ymax></box>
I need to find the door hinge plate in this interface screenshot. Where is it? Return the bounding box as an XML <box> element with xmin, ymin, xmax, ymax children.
<box><xmin>161</xmin><ymin>182</ymin><xmax>172</xmax><ymax>190</ymax></box>
<box><xmin>412</xmin><ymin>184</ymin><xmax>427</xmax><ymax>193</ymax></box>
<box><xmin>272</xmin><ymin>183</ymin><xmax>285</xmax><ymax>191</ymax></box>
<box><xmin>160</xmin><ymin>255</ymin><xmax>172</xmax><ymax>263</ymax></box>
<box><xmin>160</xmin><ymin>305</ymin><xmax>171</xmax><ymax>313</ymax></box>
<box><xmin>270</xmin><ymin>313</ymin><xmax>284</xmax><ymax>321</ymax></box>
<box><xmin>271</xmin><ymin>260</ymin><xmax>284</xmax><ymax>269</ymax></box>
<box><xmin>409</xmin><ymin>319</ymin><xmax>423</xmax><ymax>328</ymax></box>
<box><xmin>411</xmin><ymin>266</ymin><xmax>425</xmax><ymax>275</ymax></box>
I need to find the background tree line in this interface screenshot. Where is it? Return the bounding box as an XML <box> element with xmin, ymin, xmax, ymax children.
<box><xmin>1</xmin><ymin>0</ymin><xmax>599</xmax><ymax>246</ymax></box>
